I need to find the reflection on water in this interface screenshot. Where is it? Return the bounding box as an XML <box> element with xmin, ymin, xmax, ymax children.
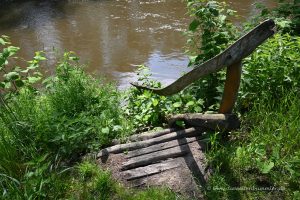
<box><xmin>0</xmin><ymin>0</ymin><xmax>275</xmax><ymax>88</ymax></box>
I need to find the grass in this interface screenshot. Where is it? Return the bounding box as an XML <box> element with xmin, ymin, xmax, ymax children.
<box><xmin>205</xmin><ymin>91</ymin><xmax>300</xmax><ymax>199</ymax></box>
<box><xmin>66</xmin><ymin>160</ymin><xmax>186</xmax><ymax>200</ymax></box>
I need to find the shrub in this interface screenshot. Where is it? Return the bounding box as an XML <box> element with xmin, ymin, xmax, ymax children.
<box><xmin>0</xmin><ymin>37</ymin><xmax>132</xmax><ymax>198</ymax></box>
<box><xmin>185</xmin><ymin>0</ymin><xmax>238</xmax><ymax>108</ymax></box>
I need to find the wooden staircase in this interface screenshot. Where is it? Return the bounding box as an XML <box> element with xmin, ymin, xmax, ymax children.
<box><xmin>97</xmin><ymin>114</ymin><xmax>239</xmax><ymax>198</ymax></box>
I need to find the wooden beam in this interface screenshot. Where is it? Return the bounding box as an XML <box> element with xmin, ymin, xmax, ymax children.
<box><xmin>125</xmin><ymin>137</ymin><xmax>200</xmax><ymax>159</ymax></box>
<box><xmin>122</xmin><ymin>158</ymin><xmax>181</xmax><ymax>181</ymax></box>
<box><xmin>97</xmin><ymin>127</ymin><xmax>204</xmax><ymax>158</ymax></box>
<box><xmin>131</xmin><ymin>19</ymin><xmax>275</xmax><ymax>96</ymax></box>
<box><xmin>168</xmin><ymin>113</ymin><xmax>240</xmax><ymax>131</ymax></box>
<box><xmin>219</xmin><ymin>61</ymin><xmax>242</xmax><ymax>114</ymax></box>
<box><xmin>111</xmin><ymin>128</ymin><xmax>177</xmax><ymax>145</ymax></box>
<box><xmin>121</xmin><ymin>141</ymin><xmax>201</xmax><ymax>171</ymax></box>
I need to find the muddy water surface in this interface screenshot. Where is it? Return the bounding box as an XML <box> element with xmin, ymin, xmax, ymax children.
<box><xmin>0</xmin><ymin>0</ymin><xmax>275</xmax><ymax>88</ymax></box>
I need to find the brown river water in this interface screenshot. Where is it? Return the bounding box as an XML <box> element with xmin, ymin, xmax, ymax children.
<box><xmin>0</xmin><ymin>0</ymin><xmax>275</xmax><ymax>88</ymax></box>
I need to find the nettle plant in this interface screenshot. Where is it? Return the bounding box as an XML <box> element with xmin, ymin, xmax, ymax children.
<box><xmin>0</xmin><ymin>35</ymin><xmax>44</xmax><ymax>100</ymax></box>
<box><xmin>185</xmin><ymin>0</ymin><xmax>238</xmax><ymax>109</ymax></box>
<box><xmin>186</xmin><ymin>0</ymin><xmax>237</xmax><ymax>63</ymax></box>
<box><xmin>125</xmin><ymin>65</ymin><xmax>204</xmax><ymax>130</ymax></box>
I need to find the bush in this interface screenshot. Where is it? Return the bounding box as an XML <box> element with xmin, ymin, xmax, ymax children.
<box><xmin>0</xmin><ymin>37</ymin><xmax>132</xmax><ymax>198</ymax></box>
<box><xmin>185</xmin><ymin>0</ymin><xmax>238</xmax><ymax>108</ymax></box>
<box><xmin>0</xmin><ymin>36</ymin><xmax>183</xmax><ymax>200</ymax></box>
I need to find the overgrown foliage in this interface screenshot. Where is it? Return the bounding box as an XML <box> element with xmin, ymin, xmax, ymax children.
<box><xmin>255</xmin><ymin>0</ymin><xmax>300</xmax><ymax>35</ymax></box>
<box><xmin>239</xmin><ymin>33</ymin><xmax>300</xmax><ymax>110</ymax></box>
<box><xmin>185</xmin><ymin>0</ymin><xmax>238</xmax><ymax>108</ymax></box>
<box><xmin>179</xmin><ymin>1</ymin><xmax>300</xmax><ymax>199</ymax></box>
<box><xmin>205</xmin><ymin>92</ymin><xmax>300</xmax><ymax>199</ymax></box>
<box><xmin>125</xmin><ymin>65</ymin><xmax>204</xmax><ymax>130</ymax></box>
<box><xmin>1</xmin><ymin>0</ymin><xmax>300</xmax><ymax>198</ymax></box>
<box><xmin>0</xmin><ymin>36</ymin><xmax>132</xmax><ymax>198</ymax></box>
<box><xmin>125</xmin><ymin>1</ymin><xmax>300</xmax><ymax>199</ymax></box>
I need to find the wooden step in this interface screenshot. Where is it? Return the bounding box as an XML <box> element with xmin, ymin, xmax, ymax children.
<box><xmin>97</xmin><ymin>127</ymin><xmax>204</xmax><ymax>157</ymax></box>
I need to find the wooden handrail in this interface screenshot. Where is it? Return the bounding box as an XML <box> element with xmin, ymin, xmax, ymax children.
<box><xmin>131</xmin><ymin>19</ymin><xmax>275</xmax><ymax>113</ymax></box>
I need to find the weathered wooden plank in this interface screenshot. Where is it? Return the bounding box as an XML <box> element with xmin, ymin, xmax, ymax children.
<box><xmin>122</xmin><ymin>158</ymin><xmax>181</xmax><ymax>181</ymax></box>
<box><xmin>219</xmin><ymin>61</ymin><xmax>242</xmax><ymax>114</ymax></box>
<box><xmin>121</xmin><ymin>141</ymin><xmax>200</xmax><ymax>171</ymax></box>
<box><xmin>111</xmin><ymin>128</ymin><xmax>177</xmax><ymax>145</ymax></box>
<box><xmin>97</xmin><ymin>127</ymin><xmax>204</xmax><ymax>158</ymax></box>
<box><xmin>168</xmin><ymin>113</ymin><xmax>240</xmax><ymax>131</ymax></box>
<box><xmin>131</xmin><ymin>19</ymin><xmax>275</xmax><ymax>96</ymax></box>
<box><xmin>125</xmin><ymin>137</ymin><xmax>199</xmax><ymax>159</ymax></box>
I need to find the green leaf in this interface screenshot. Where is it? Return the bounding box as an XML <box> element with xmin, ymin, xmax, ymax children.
<box><xmin>5</xmin><ymin>82</ymin><xmax>11</xmax><ymax>89</ymax></box>
<box><xmin>173</xmin><ymin>102</ymin><xmax>182</xmax><ymax>108</ymax></box>
<box><xmin>175</xmin><ymin>120</ymin><xmax>185</xmax><ymax>127</ymax></box>
<box><xmin>152</xmin><ymin>99</ymin><xmax>159</xmax><ymax>106</ymax></box>
<box><xmin>7</xmin><ymin>46</ymin><xmax>20</xmax><ymax>56</ymax></box>
<box><xmin>27</xmin><ymin>64</ymin><xmax>38</xmax><ymax>70</ymax></box>
<box><xmin>21</xmin><ymin>68</ymin><xmax>29</xmax><ymax>73</ymax></box>
<box><xmin>5</xmin><ymin>71</ymin><xmax>19</xmax><ymax>81</ymax></box>
<box><xmin>101</xmin><ymin>127</ymin><xmax>110</xmax><ymax>134</ymax></box>
<box><xmin>186</xmin><ymin>101</ymin><xmax>195</xmax><ymax>107</ymax></box>
<box><xmin>69</xmin><ymin>56</ymin><xmax>79</xmax><ymax>61</ymax></box>
<box><xmin>260</xmin><ymin>161</ymin><xmax>274</xmax><ymax>174</ymax></box>
<box><xmin>0</xmin><ymin>82</ymin><xmax>5</xmax><ymax>88</ymax></box>
<box><xmin>189</xmin><ymin>19</ymin><xmax>200</xmax><ymax>32</ymax></box>
<box><xmin>15</xmin><ymin>79</ymin><xmax>24</xmax><ymax>87</ymax></box>
<box><xmin>194</xmin><ymin>106</ymin><xmax>202</xmax><ymax>112</ymax></box>
<box><xmin>0</xmin><ymin>38</ymin><xmax>7</xmax><ymax>45</ymax></box>
<box><xmin>34</xmin><ymin>51</ymin><xmax>47</xmax><ymax>61</ymax></box>
<box><xmin>112</xmin><ymin>125</ymin><xmax>122</xmax><ymax>132</ymax></box>
<box><xmin>27</xmin><ymin>76</ymin><xmax>41</xmax><ymax>84</ymax></box>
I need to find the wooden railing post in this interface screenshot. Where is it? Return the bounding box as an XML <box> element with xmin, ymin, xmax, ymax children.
<box><xmin>219</xmin><ymin>61</ymin><xmax>242</xmax><ymax>114</ymax></box>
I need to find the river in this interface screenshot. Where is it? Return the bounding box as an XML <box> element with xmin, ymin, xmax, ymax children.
<box><xmin>0</xmin><ymin>0</ymin><xmax>275</xmax><ymax>88</ymax></box>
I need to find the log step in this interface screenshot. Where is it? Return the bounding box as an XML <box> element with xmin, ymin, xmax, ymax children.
<box><xmin>112</xmin><ymin>128</ymin><xmax>178</xmax><ymax>145</ymax></box>
<box><xmin>121</xmin><ymin>140</ymin><xmax>201</xmax><ymax>171</ymax></box>
<box><xmin>125</xmin><ymin>137</ymin><xmax>200</xmax><ymax>159</ymax></box>
<box><xmin>97</xmin><ymin>127</ymin><xmax>204</xmax><ymax>158</ymax></box>
<box><xmin>122</xmin><ymin>158</ymin><xmax>181</xmax><ymax>181</ymax></box>
<box><xmin>168</xmin><ymin>113</ymin><xmax>240</xmax><ymax>130</ymax></box>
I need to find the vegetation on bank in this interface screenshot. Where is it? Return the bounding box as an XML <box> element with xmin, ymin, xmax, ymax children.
<box><xmin>185</xmin><ymin>1</ymin><xmax>300</xmax><ymax>199</ymax></box>
<box><xmin>127</xmin><ymin>0</ymin><xmax>300</xmax><ymax>199</ymax></box>
<box><xmin>1</xmin><ymin>0</ymin><xmax>300</xmax><ymax>199</ymax></box>
<box><xmin>0</xmin><ymin>37</ymin><xmax>186</xmax><ymax>199</ymax></box>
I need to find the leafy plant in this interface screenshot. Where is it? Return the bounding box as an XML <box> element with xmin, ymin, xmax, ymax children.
<box><xmin>0</xmin><ymin>38</ymin><xmax>132</xmax><ymax>198</ymax></box>
<box><xmin>0</xmin><ymin>36</ymin><xmax>43</xmax><ymax>96</ymax></box>
<box><xmin>186</xmin><ymin>0</ymin><xmax>237</xmax><ymax>63</ymax></box>
<box><xmin>185</xmin><ymin>0</ymin><xmax>238</xmax><ymax>109</ymax></box>
<box><xmin>259</xmin><ymin>0</ymin><xmax>300</xmax><ymax>34</ymax></box>
<box><xmin>125</xmin><ymin>65</ymin><xmax>204</xmax><ymax>130</ymax></box>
